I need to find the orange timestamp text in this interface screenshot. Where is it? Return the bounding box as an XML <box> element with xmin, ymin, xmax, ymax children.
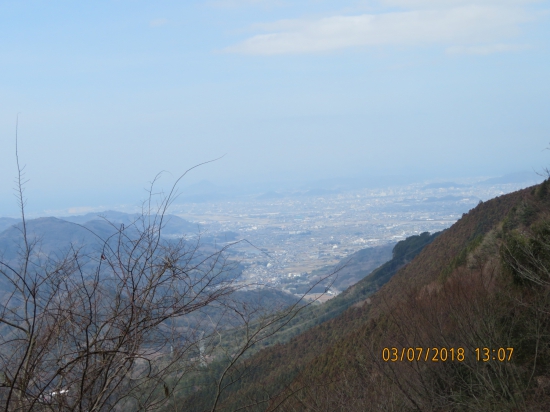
<box><xmin>381</xmin><ymin>347</ymin><xmax>514</xmax><ymax>362</ymax></box>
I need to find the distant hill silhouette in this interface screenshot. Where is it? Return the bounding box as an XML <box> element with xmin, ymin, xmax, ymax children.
<box><xmin>422</xmin><ymin>181</ymin><xmax>469</xmax><ymax>189</ymax></box>
<box><xmin>0</xmin><ymin>211</ymin><xmax>201</xmax><ymax>264</ymax></box>
<box><xmin>256</xmin><ymin>191</ymin><xmax>285</xmax><ymax>200</ymax></box>
<box><xmin>477</xmin><ymin>171</ymin><xmax>542</xmax><ymax>185</ymax></box>
<box><xmin>0</xmin><ymin>217</ymin><xmax>20</xmax><ymax>233</ymax></box>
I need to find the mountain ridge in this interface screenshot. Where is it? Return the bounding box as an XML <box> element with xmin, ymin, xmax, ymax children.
<box><xmin>175</xmin><ymin>181</ymin><xmax>550</xmax><ymax>411</ymax></box>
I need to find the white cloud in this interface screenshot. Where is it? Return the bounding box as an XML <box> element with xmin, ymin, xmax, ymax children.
<box><xmin>224</xmin><ymin>5</ymin><xmax>535</xmax><ymax>55</ymax></box>
<box><xmin>149</xmin><ymin>18</ymin><xmax>168</xmax><ymax>28</ymax></box>
<box><xmin>208</xmin><ymin>0</ymin><xmax>284</xmax><ymax>8</ymax></box>
<box><xmin>383</xmin><ymin>0</ymin><xmax>541</xmax><ymax>8</ymax></box>
<box><xmin>446</xmin><ymin>43</ymin><xmax>533</xmax><ymax>55</ymax></box>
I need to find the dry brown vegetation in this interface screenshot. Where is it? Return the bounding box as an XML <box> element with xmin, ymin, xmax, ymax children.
<box><xmin>180</xmin><ymin>182</ymin><xmax>550</xmax><ymax>411</ymax></box>
<box><xmin>271</xmin><ymin>183</ymin><xmax>550</xmax><ymax>412</ymax></box>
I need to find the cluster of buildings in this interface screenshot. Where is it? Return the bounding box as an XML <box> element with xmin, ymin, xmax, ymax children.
<box><xmin>173</xmin><ymin>180</ymin><xmax>535</xmax><ymax>294</ymax></box>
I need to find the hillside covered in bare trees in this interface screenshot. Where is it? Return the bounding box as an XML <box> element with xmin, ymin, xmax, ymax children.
<box><xmin>175</xmin><ymin>180</ymin><xmax>550</xmax><ymax>411</ymax></box>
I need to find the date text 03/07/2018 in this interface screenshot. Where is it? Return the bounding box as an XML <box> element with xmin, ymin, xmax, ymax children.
<box><xmin>381</xmin><ymin>347</ymin><xmax>514</xmax><ymax>362</ymax></box>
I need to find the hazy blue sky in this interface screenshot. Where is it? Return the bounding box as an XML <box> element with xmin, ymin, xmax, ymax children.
<box><xmin>1</xmin><ymin>0</ymin><xmax>549</xmax><ymax>215</ymax></box>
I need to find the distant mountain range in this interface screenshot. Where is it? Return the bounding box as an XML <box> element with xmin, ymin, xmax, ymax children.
<box><xmin>422</xmin><ymin>171</ymin><xmax>542</xmax><ymax>190</ymax></box>
<box><xmin>255</xmin><ymin>171</ymin><xmax>542</xmax><ymax>201</ymax></box>
<box><xmin>0</xmin><ymin>211</ymin><xmax>201</xmax><ymax>263</ymax></box>
<box><xmin>477</xmin><ymin>170</ymin><xmax>543</xmax><ymax>185</ymax></box>
<box><xmin>422</xmin><ymin>181</ymin><xmax>469</xmax><ymax>189</ymax></box>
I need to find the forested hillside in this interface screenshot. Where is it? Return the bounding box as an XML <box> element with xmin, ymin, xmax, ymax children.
<box><xmin>177</xmin><ymin>181</ymin><xmax>550</xmax><ymax>411</ymax></box>
<box><xmin>174</xmin><ymin>232</ymin><xmax>440</xmax><ymax>411</ymax></box>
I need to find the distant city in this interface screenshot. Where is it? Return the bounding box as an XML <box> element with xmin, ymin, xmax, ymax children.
<box><xmin>169</xmin><ymin>175</ymin><xmax>541</xmax><ymax>294</ymax></box>
<box><xmin>0</xmin><ymin>173</ymin><xmax>541</xmax><ymax>300</ymax></box>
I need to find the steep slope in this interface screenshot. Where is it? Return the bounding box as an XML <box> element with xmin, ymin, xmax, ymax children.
<box><xmin>259</xmin><ymin>244</ymin><xmax>394</xmax><ymax>345</ymax></box>
<box><xmin>174</xmin><ymin>232</ymin><xmax>440</xmax><ymax>411</ymax></box>
<box><xmin>271</xmin><ymin>182</ymin><xmax>550</xmax><ymax>411</ymax></box>
<box><xmin>176</xmin><ymin>181</ymin><xmax>550</xmax><ymax>411</ymax></box>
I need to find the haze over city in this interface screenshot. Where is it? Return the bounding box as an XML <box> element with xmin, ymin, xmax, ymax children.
<box><xmin>1</xmin><ymin>0</ymin><xmax>549</xmax><ymax>216</ymax></box>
